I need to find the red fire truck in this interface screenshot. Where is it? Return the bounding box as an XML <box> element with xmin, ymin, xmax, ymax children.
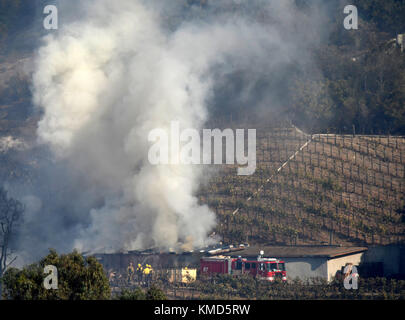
<box><xmin>200</xmin><ymin>252</ymin><xmax>287</xmax><ymax>282</ymax></box>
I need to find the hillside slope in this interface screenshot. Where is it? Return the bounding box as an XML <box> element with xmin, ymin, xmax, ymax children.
<box><xmin>199</xmin><ymin>126</ymin><xmax>405</xmax><ymax>246</ymax></box>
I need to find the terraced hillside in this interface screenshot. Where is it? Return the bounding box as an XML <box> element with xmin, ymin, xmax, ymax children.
<box><xmin>199</xmin><ymin>126</ymin><xmax>405</xmax><ymax>246</ymax></box>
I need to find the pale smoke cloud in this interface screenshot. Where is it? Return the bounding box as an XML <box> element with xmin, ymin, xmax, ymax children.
<box><xmin>34</xmin><ymin>0</ymin><xmax>218</xmax><ymax>252</ymax></box>
<box><xmin>29</xmin><ymin>0</ymin><xmax>323</xmax><ymax>254</ymax></box>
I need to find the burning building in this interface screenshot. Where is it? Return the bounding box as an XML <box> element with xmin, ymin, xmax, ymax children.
<box><xmin>92</xmin><ymin>244</ymin><xmax>249</xmax><ymax>274</ymax></box>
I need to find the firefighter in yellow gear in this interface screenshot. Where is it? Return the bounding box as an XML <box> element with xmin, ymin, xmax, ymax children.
<box><xmin>127</xmin><ymin>262</ymin><xmax>135</xmax><ymax>284</ymax></box>
<box><xmin>143</xmin><ymin>264</ymin><xmax>153</xmax><ymax>285</ymax></box>
<box><xmin>136</xmin><ymin>263</ymin><xmax>143</xmax><ymax>282</ymax></box>
<box><xmin>143</xmin><ymin>264</ymin><xmax>152</xmax><ymax>274</ymax></box>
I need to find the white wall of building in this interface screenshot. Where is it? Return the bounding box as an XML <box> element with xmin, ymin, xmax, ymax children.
<box><xmin>284</xmin><ymin>253</ymin><xmax>366</xmax><ymax>282</ymax></box>
<box><xmin>326</xmin><ymin>252</ymin><xmax>364</xmax><ymax>282</ymax></box>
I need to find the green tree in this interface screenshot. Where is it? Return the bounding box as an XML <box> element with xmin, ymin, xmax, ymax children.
<box><xmin>1</xmin><ymin>249</ymin><xmax>110</xmax><ymax>300</ymax></box>
<box><xmin>118</xmin><ymin>287</ymin><xmax>146</xmax><ymax>300</ymax></box>
<box><xmin>146</xmin><ymin>285</ymin><xmax>167</xmax><ymax>300</ymax></box>
<box><xmin>117</xmin><ymin>286</ymin><xmax>167</xmax><ymax>300</ymax></box>
<box><xmin>354</xmin><ymin>0</ymin><xmax>405</xmax><ymax>35</ymax></box>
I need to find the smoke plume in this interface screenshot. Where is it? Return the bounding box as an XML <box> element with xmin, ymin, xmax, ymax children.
<box><xmin>20</xmin><ymin>0</ymin><xmax>326</xmax><ymax>258</ymax></box>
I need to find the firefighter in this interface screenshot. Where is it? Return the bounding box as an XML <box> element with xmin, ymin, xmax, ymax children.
<box><xmin>108</xmin><ymin>269</ymin><xmax>116</xmax><ymax>284</ymax></box>
<box><xmin>136</xmin><ymin>263</ymin><xmax>143</xmax><ymax>283</ymax></box>
<box><xmin>127</xmin><ymin>262</ymin><xmax>135</xmax><ymax>284</ymax></box>
<box><xmin>143</xmin><ymin>264</ymin><xmax>153</xmax><ymax>286</ymax></box>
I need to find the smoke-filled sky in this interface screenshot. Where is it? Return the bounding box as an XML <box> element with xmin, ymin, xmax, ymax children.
<box><xmin>10</xmin><ymin>0</ymin><xmax>331</xmax><ymax>262</ymax></box>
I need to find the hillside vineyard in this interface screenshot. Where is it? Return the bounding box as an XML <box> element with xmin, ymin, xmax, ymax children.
<box><xmin>199</xmin><ymin>125</ymin><xmax>405</xmax><ymax>247</ymax></box>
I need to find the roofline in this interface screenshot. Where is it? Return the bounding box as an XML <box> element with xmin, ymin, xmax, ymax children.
<box><xmin>227</xmin><ymin>247</ymin><xmax>368</xmax><ymax>259</ymax></box>
<box><xmin>327</xmin><ymin>248</ymin><xmax>368</xmax><ymax>259</ymax></box>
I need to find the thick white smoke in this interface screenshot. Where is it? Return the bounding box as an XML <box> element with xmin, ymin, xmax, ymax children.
<box><xmin>30</xmin><ymin>0</ymin><xmax>324</xmax><ymax>254</ymax></box>
<box><xmin>34</xmin><ymin>0</ymin><xmax>214</xmax><ymax>252</ymax></box>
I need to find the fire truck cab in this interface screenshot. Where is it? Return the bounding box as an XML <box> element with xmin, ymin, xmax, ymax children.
<box><xmin>200</xmin><ymin>252</ymin><xmax>287</xmax><ymax>282</ymax></box>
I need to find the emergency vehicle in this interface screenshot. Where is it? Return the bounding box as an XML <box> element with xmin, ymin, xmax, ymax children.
<box><xmin>200</xmin><ymin>251</ymin><xmax>287</xmax><ymax>282</ymax></box>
